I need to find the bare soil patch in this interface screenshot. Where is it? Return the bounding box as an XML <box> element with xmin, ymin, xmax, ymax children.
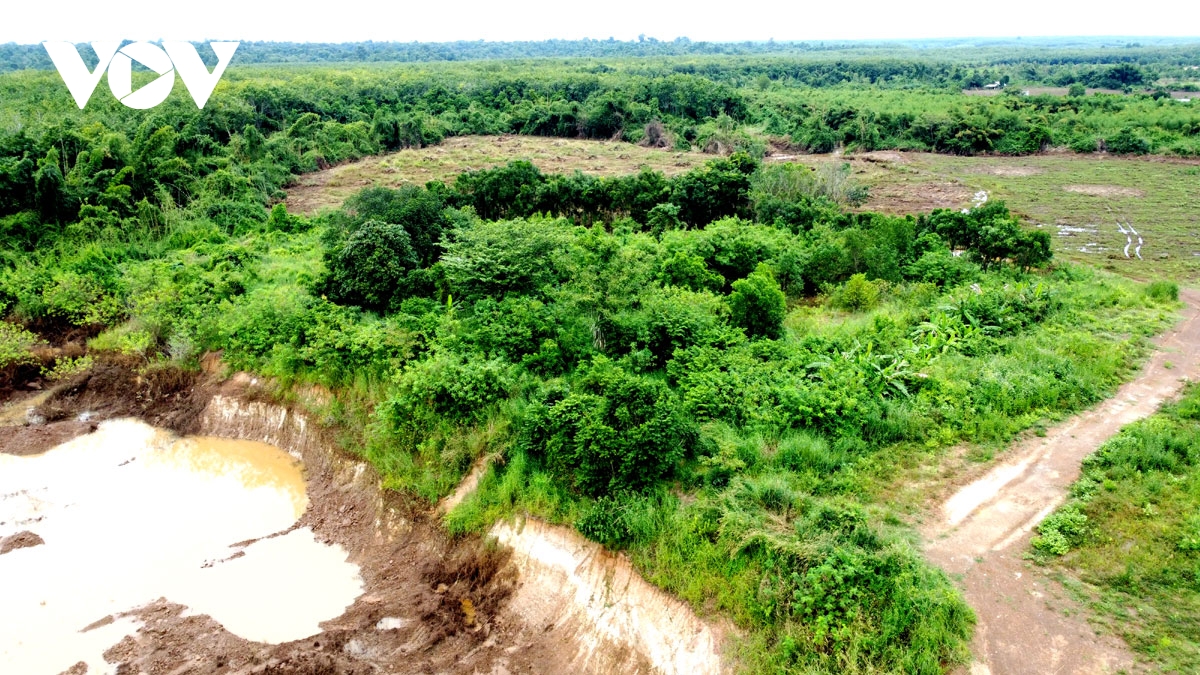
<box><xmin>923</xmin><ymin>289</ymin><xmax>1200</xmax><ymax>674</ymax></box>
<box><xmin>492</xmin><ymin>519</ymin><xmax>729</xmax><ymax>674</ymax></box>
<box><xmin>857</xmin><ymin>151</ymin><xmax>907</xmax><ymax>164</ymax></box>
<box><xmin>0</xmin><ymin>530</ymin><xmax>45</xmax><ymax>555</ymax></box>
<box><xmin>1064</xmin><ymin>184</ymin><xmax>1146</xmax><ymax>198</ymax></box>
<box><xmin>1</xmin><ymin>364</ymin><xmax>526</xmax><ymax>674</ymax></box>
<box><xmin>861</xmin><ymin>179</ymin><xmax>975</xmax><ymax>215</ymax></box>
<box><xmin>285</xmin><ymin>135</ymin><xmax>706</xmax><ymax>215</ymax></box>
<box><xmin>970</xmin><ymin>165</ymin><xmax>1044</xmax><ymax>177</ymax></box>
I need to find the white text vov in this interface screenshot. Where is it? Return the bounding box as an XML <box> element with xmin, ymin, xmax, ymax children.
<box><xmin>43</xmin><ymin>41</ymin><xmax>240</xmax><ymax>110</ymax></box>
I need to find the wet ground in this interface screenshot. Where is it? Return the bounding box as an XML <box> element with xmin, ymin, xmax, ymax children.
<box><xmin>0</xmin><ymin>358</ymin><xmax>728</xmax><ymax>674</ymax></box>
<box><xmin>0</xmin><ymin>420</ymin><xmax>363</xmax><ymax>673</ymax></box>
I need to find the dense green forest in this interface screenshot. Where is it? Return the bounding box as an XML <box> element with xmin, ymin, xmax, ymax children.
<box><xmin>0</xmin><ymin>43</ymin><xmax>1191</xmax><ymax>672</ymax></box>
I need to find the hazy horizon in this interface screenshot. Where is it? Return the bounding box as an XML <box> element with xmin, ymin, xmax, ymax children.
<box><xmin>7</xmin><ymin>0</ymin><xmax>1200</xmax><ymax>44</ymax></box>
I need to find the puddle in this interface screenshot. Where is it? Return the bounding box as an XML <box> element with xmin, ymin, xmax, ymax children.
<box><xmin>1055</xmin><ymin>224</ymin><xmax>1098</xmax><ymax>236</ymax></box>
<box><xmin>0</xmin><ymin>390</ymin><xmax>54</xmax><ymax>426</ymax></box>
<box><xmin>0</xmin><ymin>418</ymin><xmax>363</xmax><ymax>674</ymax></box>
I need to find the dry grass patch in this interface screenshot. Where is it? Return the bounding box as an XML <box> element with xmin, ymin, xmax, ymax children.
<box><xmin>285</xmin><ymin>135</ymin><xmax>707</xmax><ymax>215</ymax></box>
<box><xmin>1064</xmin><ymin>184</ymin><xmax>1147</xmax><ymax>198</ymax></box>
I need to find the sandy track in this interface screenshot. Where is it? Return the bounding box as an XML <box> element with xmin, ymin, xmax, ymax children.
<box><xmin>924</xmin><ymin>289</ymin><xmax>1200</xmax><ymax>674</ymax></box>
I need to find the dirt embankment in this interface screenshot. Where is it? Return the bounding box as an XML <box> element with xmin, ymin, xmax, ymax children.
<box><xmin>923</xmin><ymin>289</ymin><xmax>1200</xmax><ymax>674</ymax></box>
<box><xmin>3</xmin><ymin>357</ymin><xmax>729</xmax><ymax>674</ymax></box>
<box><xmin>492</xmin><ymin>519</ymin><xmax>728</xmax><ymax>675</ymax></box>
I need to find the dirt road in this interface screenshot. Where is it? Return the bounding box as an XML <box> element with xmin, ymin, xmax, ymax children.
<box><xmin>924</xmin><ymin>289</ymin><xmax>1200</xmax><ymax>674</ymax></box>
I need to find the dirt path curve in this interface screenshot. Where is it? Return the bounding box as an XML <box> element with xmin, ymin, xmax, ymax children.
<box><xmin>923</xmin><ymin>288</ymin><xmax>1200</xmax><ymax>675</ymax></box>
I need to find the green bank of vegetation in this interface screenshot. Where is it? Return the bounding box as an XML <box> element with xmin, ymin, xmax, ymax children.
<box><xmin>1034</xmin><ymin>373</ymin><xmax>1200</xmax><ymax>673</ymax></box>
<box><xmin>0</xmin><ymin>45</ymin><xmax>1188</xmax><ymax>672</ymax></box>
<box><xmin>3</xmin><ymin>42</ymin><xmax>1200</xmax><ymax>172</ymax></box>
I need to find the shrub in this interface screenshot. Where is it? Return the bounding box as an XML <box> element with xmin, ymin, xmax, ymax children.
<box><xmin>1145</xmin><ymin>280</ymin><xmax>1179</xmax><ymax>302</ymax></box>
<box><xmin>42</xmin><ymin>354</ymin><xmax>93</xmax><ymax>381</ymax></box>
<box><xmin>620</xmin><ymin>285</ymin><xmax>727</xmax><ymax>367</ymax></box>
<box><xmin>265</xmin><ymin>203</ymin><xmax>300</xmax><ymax>233</ymax></box>
<box><xmin>904</xmin><ymin>249</ymin><xmax>979</xmax><ymax>286</ymax></box>
<box><xmin>440</xmin><ymin>217</ymin><xmax>571</xmax><ymax>299</ymax></box>
<box><xmin>730</xmin><ymin>264</ymin><xmax>786</xmax><ymax>339</ymax></box>
<box><xmin>656</xmin><ymin>251</ymin><xmax>724</xmax><ymax>292</ymax></box>
<box><xmin>576</xmin><ymin>495</ymin><xmax>634</xmax><ymax>547</ymax></box>
<box><xmin>833</xmin><ymin>273</ymin><xmax>880</xmax><ymax>312</ymax></box>
<box><xmin>322</xmin><ymin>219</ymin><xmax>419</xmax><ymax>310</ymax></box>
<box><xmin>342</xmin><ymin>185</ymin><xmax>449</xmax><ymax>265</ymax></box>
<box><xmin>1032</xmin><ymin>504</ymin><xmax>1089</xmax><ymax>555</ymax></box>
<box><xmin>522</xmin><ymin>357</ymin><xmax>696</xmax><ymax>496</ymax></box>
<box><xmin>387</xmin><ymin>351</ymin><xmax>515</xmax><ymax>423</ymax></box>
<box><xmin>1104</xmin><ymin>127</ymin><xmax>1152</xmax><ymax>155</ymax></box>
<box><xmin>40</xmin><ymin>271</ymin><xmax>122</xmax><ymax>326</ymax></box>
<box><xmin>645</xmin><ymin>202</ymin><xmax>684</xmax><ymax>235</ymax></box>
<box><xmin>0</xmin><ymin>320</ymin><xmax>39</xmax><ymax>381</ymax></box>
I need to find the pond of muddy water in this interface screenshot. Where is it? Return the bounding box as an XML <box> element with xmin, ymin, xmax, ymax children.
<box><xmin>0</xmin><ymin>418</ymin><xmax>363</xmax><ymax>674</ymax></box>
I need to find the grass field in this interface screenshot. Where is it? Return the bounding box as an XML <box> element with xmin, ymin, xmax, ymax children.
<box><xmin>781</xmin><ymin>151</ymin><xmax>1200</xmax><ymax>282</ymax></box>
<box><xmin>1034</xmin><ymin>384</ymin><xmax>1200</xmax><ymax>672</ymax></box>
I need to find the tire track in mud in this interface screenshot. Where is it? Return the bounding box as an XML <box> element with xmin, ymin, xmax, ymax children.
<box><xmin>923</xmin><ymin>289</ymin><xmax>1200</xmax><ymax>674</ymax></box>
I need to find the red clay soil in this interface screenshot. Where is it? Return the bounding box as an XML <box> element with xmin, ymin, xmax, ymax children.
<box><xmin>923</xmin><ymin>289</ymin><xmax>1200</xmax><ymax>674</ymax></box>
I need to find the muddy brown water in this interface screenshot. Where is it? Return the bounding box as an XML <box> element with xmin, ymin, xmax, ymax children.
<box><xmin>0</xmin><ymin>418</ymin><xmax>363</xmax><ymax>675</ymax></box>
<box><xmin>0</xmin><ymin>372</ymin><xmax>730</xmax><ymax>674</ymax></box>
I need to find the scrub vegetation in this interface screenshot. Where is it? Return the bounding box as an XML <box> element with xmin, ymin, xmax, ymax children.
<box><xmin>1034</xmin><ymin>379</ymin><xmax>1200</xmax><ymax>672</ymax></box>
<box><xmin>0</xmin><ymin>39</ymin><xmax>1193</xmax><ymax>672</ymax></box>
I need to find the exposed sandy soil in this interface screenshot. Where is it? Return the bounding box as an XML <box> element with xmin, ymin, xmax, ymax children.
<box><xmin>4</xmin><ymin>368</ymin><xmax>526</xmax><ymax>674</ymax></box>
<box><xmin>285</xmin><ymin>135</ymin><xmax>705</xmax><ymax>215</ymax></box>
<box><xmin>923</xmin><ymin>289</ymin><xmax>1200</xmax><ymax>674</ymax></box>
<box><xmin>0</xmin><ymin>530</ymin><xmax>45</xmax><ymax>555</ymax></box>
<box><xmin>2</xmin><ymin>357</ymin><xmax>727</xmax><ymax>674</ymax></box>
<box><xmin>1064</xmin><ymin>184</ymin><xmax>1146</xmax><ymax>198</ymax></box>
<box><xmin>859</xmin><ymin>178</ymin><xmax>976</xmax><ymax>215</ymax></box>
<box><xmin>968</xmin><ymin>166</ymin><xmax>1044</xmax><ymax>177</ymax></box>
<box><xmin>492</xmin><ymin>519</ymin><xmax>727</xmax><ymax>675</ymax></box>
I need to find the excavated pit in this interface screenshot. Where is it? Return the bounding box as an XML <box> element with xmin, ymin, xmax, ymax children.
<box><xmin>0</xmin><ymin>362</ymin><xmax>729</xmax><ymax>674</ymax></box>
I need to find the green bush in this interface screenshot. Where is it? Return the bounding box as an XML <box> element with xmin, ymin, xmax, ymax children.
<box><xmin>833</xmin><ymin>273</ymin><xmax>880</xmax><ymax>312</ymax></box>
<box><xmin>0</xmin><ymin>320</ymin><xmax>38</xmax><ymax>379</ymax></box>
<box><xmin>341</xmin><ymin>185</ymin><xmax>448</xmax><ymax>265</ymax></box>
<box><xmin>522</xmin><ymin>357</ymin><xmax>696</xmax><ymax>496</ymax></box>
<box><xmin>1145</xmin><ymin>280</ymin><xmax>1179</xmax><ymax>302</ymax></box>
<box><xmin>1105</xmin><ymin>127</ymin><xmax>1153</xmax><ymax>155</ymax></box>
<box><xmin>440</xmin><ymin>217</ymin><xmax>571</xmax><ymax>299</ymax></box>
<box><xmin>322</xmin><ymin>219</ymin><xmax>419</xmax><ymax>310</ymax></box>
<box><xmin>387</xmin><ymin>351</ymin><xmax>515</xmax><ymax>423</ymax></box>
<box><xmin>576</xmin><ymin>495</ymin><xmax>635</xmax><ymax>547</ymax></box>
<box><xmin>730</xmin><ymin>264</ymin><xmax>786</xmax><ymax>339</ymax></box>
<box><xmin>1032</xmin><ymin>504</ymin><xmax>1089</xmax><ymax>555</ymax></box>
<box><xmin>656</xmin><ymin>251</ymin><xmax>724</xmax><ymax>292</ymax></box>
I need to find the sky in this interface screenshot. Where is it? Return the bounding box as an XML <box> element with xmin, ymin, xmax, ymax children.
<box><xmin>4</xmin><ymin>0</ymin><xmax>1200</xmax><ymax>44</ymax></box>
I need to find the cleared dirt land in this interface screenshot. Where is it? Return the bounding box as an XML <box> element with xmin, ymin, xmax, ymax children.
<box><xmin>285</xmin><ymin>136</ymin><xmax>1200</xmax><ymax>281</ymax></box>
<box><xmin>774</xmin><ymin>150</ymin><xmax>1200</xmax><ymax>281</ymax></box>
<box><xmin>285</xmin><ymin>135</ymin><xmax>707</xmax><ymax>215</ymax></box>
